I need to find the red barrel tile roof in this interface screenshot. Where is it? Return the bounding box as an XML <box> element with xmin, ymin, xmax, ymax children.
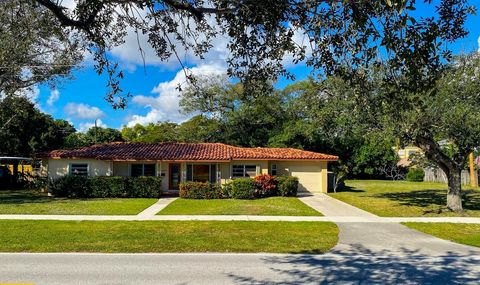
<box><xmin>42</xmin><ymin>142</ymin><xmax>338</xmax><ymax>161</ymax></box>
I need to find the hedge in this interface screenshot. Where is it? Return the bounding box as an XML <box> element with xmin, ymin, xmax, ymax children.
<box><xmin>49</xmin><ymin>176</ymin><xmax>162</xmax><ymax>198</ymax></box>
<box><xmin>276</xmin><ymin>176</ymin><xmax>299</xmax><ymax>197</ymax></box>
<box><xmin>406</xmin><ymin>168</ymin><xmax>425</xmax><ymax>182</ymax></box>
<box><xmin>179</xmin><ymin>182</ymin><xmax>226</xmax><ymax>199</ymax></box>
<box><xmin>230</xmin><ymin>178</ymin><xmax>257</xmax><ymax>199</ymax></box>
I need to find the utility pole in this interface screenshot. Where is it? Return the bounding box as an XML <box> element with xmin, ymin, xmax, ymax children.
<box><xmin>469</xmin><ymin>152</ymin><xmax>478</xmax><ymax>187</ymax></box>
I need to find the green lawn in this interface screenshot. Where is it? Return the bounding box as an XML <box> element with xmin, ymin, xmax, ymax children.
<box><xmin>0</xmin><ymin>220</ymin><xmax>338</xmax><ymax>253</ymax></box>
<box><xmin>403</xmin><ymin>223</ymin><xmax>480</xmax><ymax>248</ymax></box>
<box><xmin>329</xmin><ymin>180</ymin><xmax>480</xmax><ymax>217</ymax></box>
<box><xmin>158</xmin><ymin>197</ymin><xmax>322</xmax><ymax>216</ymax></box>
<box><xmin>0</xmin><ymin>190</ymin><xmax>158</xmax><ymax>215</ymax></box>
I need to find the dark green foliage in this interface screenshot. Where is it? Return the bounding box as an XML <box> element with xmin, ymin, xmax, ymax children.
<box><xmin>127</xmin><ymin>177</ymin><xmax>163</xmax><ymax>198</ymax></box>
<box><xmin>0</xmin><ymin>96</ymin><xmax>75</xmax><ymax>156</ymax></box>
<box><xmin>406</xmin><ymin>168</ymin><xmax>425</xmax><ymax>182</ymax></box>
<box><xmin>49</xmin><ymin>176</ymin><xmax>91</xmax><ymax>198</ymax></box>
<box><xmin>90</xmin><ymin>176</ymin><xmax>127</xmax><ymax>198</ymax></box>
<box><xmin>222</xmin><ymin>182</ymin><xmax>233</xmax><ymax>198</ymax></box>
<box><xmin>230</xmin><ymin>178</ymin><xmax>257</xmax><ymax>199</ymax></box>
<box><xmin>179</xmin><ymin>182</ymin><xmax>225</xmax><ymax>199</ymax></box>
<box><xmin>49</xmin><ymin>176</ymin><xmax>162</xmax><ymax>198</ymax></box>
<box><xmin>276</xmin><ymin>176</ymin><xmax>299</xmax><ymax>197</ymax></box>
<box><xmin>64</xmin><ymin>127</ymin><xmax>123</xmax><ymax>148</ymax></box>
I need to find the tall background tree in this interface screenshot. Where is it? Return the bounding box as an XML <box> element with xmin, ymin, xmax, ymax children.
<box><xmin>0</xmin><ymin>0</ymin><xmax>81</xmax><ymax>97</ymax></box>
<box><xmin>0</xmin><ymin>96</ymin><xmax>75</xmax><ymax>157</ymax></box>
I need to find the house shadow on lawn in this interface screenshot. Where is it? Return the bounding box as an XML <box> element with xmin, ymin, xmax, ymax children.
<box><xmin>375</xmin><ymin>190</ymin><xmax>480</xmax><ymax>211</ymax></box>
<box><xmin>227</xmin><ymin>245</ymin><xmax>480</xmax><ymax>284</ymax></box>
<box><xmin>0</xmin><ymin>190</ymin><xmax>58</xmax><ymax>205</ymax></box>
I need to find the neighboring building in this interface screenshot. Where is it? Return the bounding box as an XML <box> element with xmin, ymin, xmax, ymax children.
<box><xmin>40</xmin><ymin>142</ymin><xmax>338</xmax><ymax>193</ymax></box>
<box><xmin>394</xmin><ymin>146</ymin><xmax>423</xmax><ymax>168</ymax></box>
<box><xmin>395</xmin><ymin>146</ymin><xmax>422</xmax><ymax>160</ymax></box>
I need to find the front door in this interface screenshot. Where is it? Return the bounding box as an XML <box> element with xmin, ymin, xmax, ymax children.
<box><xmin>169</xmin><ymin>163</ymin><xmax>181</xmax><ymax>190</ymax></box>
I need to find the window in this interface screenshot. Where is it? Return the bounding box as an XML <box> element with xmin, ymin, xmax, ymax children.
<box><xmin>271</xmin><ymin>164</ymin><xmax>277</xmax><ymax>176</ymax></box>
<box><xmin>70</xmin><ymin>164</ymin><xmax>88</xmax><ymax>176</ymax></box>
<box><xmin>232</xmin><ymin>165</ymin><xmax>245</xmax><ymax>178</ymax></box>
<box><xmin>131</xmin><ymin>164</ymin><xmax>156</xmax><ymax>177</ymax></box>
<box><xmin>186</xmin><ymin>164</ymin><xmax>217</xmax><ymax>183</ymax></box>
<box><xmin>232</xmin><ymin>165</ymin><xmax>258</xmax><ymax>178</ymax></box>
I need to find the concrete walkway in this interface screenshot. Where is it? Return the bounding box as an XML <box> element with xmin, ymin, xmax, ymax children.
<box><xmin>298</xmin><ymin>193</ymin><xmax>379</xmax><ymax>218</ymax></box>
<box><xmin>136</xmin><ymin>197</ymin><xmax>177</xmax><ymax>218</ymax></box>
<box><xmin>0</xmin><ymin>194</ymin><xmax>480</xmax><ymax>223</ymax></box>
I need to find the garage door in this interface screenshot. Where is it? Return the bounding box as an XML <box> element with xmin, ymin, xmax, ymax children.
<box><xmin>281</xmin><ymin>162</ymin><xmax>323</xmax><ymax>193</ymax></box>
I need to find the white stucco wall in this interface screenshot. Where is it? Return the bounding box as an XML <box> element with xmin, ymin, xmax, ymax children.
<box><xmin>47</xmin><ymin>159</ymin><xmax>329</xmax><ymax>193</ymax></box>
<box><xmin>47</xmin><ymin>158</ymin><xmax>110</xmax><ymax>179</ymax></box>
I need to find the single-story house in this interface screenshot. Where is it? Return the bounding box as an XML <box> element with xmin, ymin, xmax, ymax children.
<box><xmin>40</xmin><ymin>142</ymin><xmax>338</xmax><ymax>193</ymax></box>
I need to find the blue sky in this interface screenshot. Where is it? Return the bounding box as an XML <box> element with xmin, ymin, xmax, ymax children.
<box><xmin>31</xmin><ymin>2</ymin><xmax>480</xmax><ymax>132</ymax></box>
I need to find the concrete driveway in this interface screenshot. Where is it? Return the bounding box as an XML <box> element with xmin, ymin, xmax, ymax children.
<box><xmin>299</xmin><ymin>194</ymin><xmax>480</xmax><ymax>256</ymax></box>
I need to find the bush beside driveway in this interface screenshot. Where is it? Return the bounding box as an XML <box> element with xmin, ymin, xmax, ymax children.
<box><xmin>329</xmin><ymin>180</ymin><xmax>480</xmax><ymax>217</ymax></box>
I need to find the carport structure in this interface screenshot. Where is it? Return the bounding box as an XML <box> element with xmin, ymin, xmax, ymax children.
<box><xmin>0</xmin><ymin>156</ymin><xmax>34</xmax><ymax>186</ymax></box>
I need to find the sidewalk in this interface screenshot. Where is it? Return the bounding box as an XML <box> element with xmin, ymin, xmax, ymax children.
<box><xmin>0</xmin><ymin>194</ymin><xmax>479</xmax><ymax>223</ymax></box>
<box><xmin>0</xmin><ymin>214</ymin><xmax>479</xmax><ymax>223</ymax></box>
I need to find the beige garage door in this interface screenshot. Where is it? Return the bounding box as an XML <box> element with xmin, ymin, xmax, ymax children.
<box><xmin>280</xmin><ymin>162</ymin><xmax>323</xmax><ymax>193</ymax></box>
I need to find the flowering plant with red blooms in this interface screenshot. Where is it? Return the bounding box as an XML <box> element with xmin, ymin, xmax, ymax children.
<box><xmin>254</xmin><ymin>174</ymin><xmax>277</xmax><ymax>198</ymax></box>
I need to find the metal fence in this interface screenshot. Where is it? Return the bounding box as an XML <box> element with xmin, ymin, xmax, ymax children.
<box><xmin>423</xmin><ymin>168</ymin><xmax>478</xmax><ymax>185</ymax></box>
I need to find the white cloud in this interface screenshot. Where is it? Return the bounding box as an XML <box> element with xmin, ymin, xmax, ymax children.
<box><xmin>282</xmin><ymin>27</ymin><xmax>312</xmax><ymax>68</ymax></box>
<box><xmin>126</xmin><ymin>63</ymin><xmax>226</xmax><ymax>127</ymax></box>
<box><xmin>78</xmin><ymin>119</ymin><xmax>108</xmax><ymax>132</ymax></box>
<box><xmin>109</xmin><ymin>14</ymin><xmax>230</xmax><ymax>71</ymax></box>
<box><xmin>478</xmin><ymin>35</ymin><xmax>480</xmax><ymax>52</ymax></box>
<box><xmin>59</xmin><ymin>0</ymin><xmax>77</xmax><ymax>10</ymax></box>
<box><xmin>47</xmin><ymin>89</ymin><xmax>60</xmax><ymax>106</ymax></box>
<box><xmin>15</xmin><ymin>85</ymin><xmax>40</xmax><ymax>103</ymax></box>
<box><xmin>64</xmin><ymin>103</ymin><xmax>104</xmax><ymax>119</ymax></box>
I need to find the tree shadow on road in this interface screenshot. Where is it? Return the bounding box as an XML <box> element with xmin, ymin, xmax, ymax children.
<box><xmin>227</xmin><ymin>245</ymin><xmax>480</xmax><ymax>284</ymax></box>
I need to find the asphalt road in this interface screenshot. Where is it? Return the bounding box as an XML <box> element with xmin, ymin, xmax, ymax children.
<box><xmin>1</xmin><ymin>251</ymin><xmax>480</xmax><ymax>285</ymax></box>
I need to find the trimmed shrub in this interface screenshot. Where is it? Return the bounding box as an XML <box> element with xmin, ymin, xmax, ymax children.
<box><xmin>276</xmin><ymin>176</ymin><xmax>299</xmax><ymax>197</ymax></box>
<box><xmin>49</xmin><ymin>175</ymin><xmax>91</xmax><ymax>198</ymax></box>
<box><xmin>230</xmin><ymin>178</ymin><xmax>256</xmax><ymax>199</ymax></box>
<box><xmin>406</xmin><ymin>168</ymin><xmax>425</xmax><ymax>182</ymax></box>
<box><xmin>91</xmin><ymin>176</ymin><xmax>128</xmax><ymax>198</ymax></box>
<box><xmin>49</xmin><ymin>176</ymin><xmax>162</xmax><ymax>198</ymax></box>
<box><xmin>222</xmin><ymin>182</ymin><xmax>233</xmax><ymax>198</ymax></box>
<box><xmin>254</xmin><ymin>174</ymin><xmax>277</xmax><ymax>198</ymax></box>
<box><xmin>127</xmin><ymin>176</ymin><xmax>163</xmax><ymax>198</ymax></box>
<box><xmin>179</xmin><ymin>182</ymin><xmax>225</xmax><ymax>199</ymax></box>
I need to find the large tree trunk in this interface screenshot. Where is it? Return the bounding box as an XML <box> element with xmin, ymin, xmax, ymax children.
<box><xmin>414</xmin><ymin>136</ymin><xmax>465</xmax><ymax>212</ymax></box>
<box><xmin>446</xmin><ymin>167</ymin><xmax>463</xmax><ymax>212</ymax></box>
